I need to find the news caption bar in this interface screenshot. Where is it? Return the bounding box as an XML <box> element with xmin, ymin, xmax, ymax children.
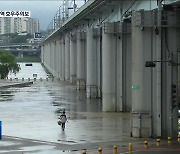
<box><xmin>0</xmin><ymin>11</ymin><xmax>31</xmax><ymax>17</ymax></box>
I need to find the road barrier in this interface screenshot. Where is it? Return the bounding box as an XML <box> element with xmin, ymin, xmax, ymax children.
<box><xmin>79</xmin><ymin>136</ymin><xmax>180</xmax><ymax>153</ymax></box>
<box><xmin>82</xmin><ymin>149</ymin><xmax>86</xmax><ymax>154</ymax></box>
<box><xmin>168</xmin><ymin>137</ymin><xmax>172</xmax><ymax>144</ymax></box>
<box><xmin>113</xmin><ymin>145</ymin><xmax>117</xmax><ymax>154</ymax></box>
<box><xmin>144</xmin><ymin>140</ymin><xmax>148</xmax><ymax>148</ymax></box>
<box><xmin>128</xmin><ymin>143</ymin><xmax>132</xmax><ymax>151</ymax></box>
<box><xmin>98</xmin><ymin>147</ymin><xmax>102</xmax><ymax>154</ymax></box>
<box><xmin>156</xmin><ymin>139</ymin><xmax>160</xmax><ymax>147</ymax></box>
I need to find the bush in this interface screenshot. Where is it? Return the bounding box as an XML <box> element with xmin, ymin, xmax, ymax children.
<box><xmin>0</xmin><ymin>50</ymin><xmax>20</xmax><ymax>79</ymax></box>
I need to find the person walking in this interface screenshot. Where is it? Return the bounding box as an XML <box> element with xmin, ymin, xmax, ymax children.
<box><xmin>59</xmin><ymin>110</ymin><xmax>67</xmax><ymax>131</ymax></box>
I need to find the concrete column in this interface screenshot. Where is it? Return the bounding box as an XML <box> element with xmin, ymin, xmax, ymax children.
<box><xmin>57</xmin><ymin>40</ymin><xmax>61</xmax><ymax>79</ymax></box>
<box><xmin>121</xmin><ymin>22</ymin><xmax>132</xmax><ymax>112</ymax></box>
<box><xmin>131</xmin><ymin>11</ymin><xmax>152</xmax><ymax>138</ymax></box>
<box><xmin>117</xmin><ymin>28</ymin><xmax>123</xmax><ymax>112</ymax></box>
<box><xmin>61</xmin><ymin>38</ymin><xmax>65</xmax><ymax>81</ymax></box>
<box><xmin>70</xmin><ymin>34</ymin><xmax>77</xmax><ymax>83</ymax></box>
<box><xmin>47</xmin><ymin>43</ymin><xmax>51</xmax><ymax>71</ymax></box>
<box><xmin>86</xmin><ymin>28</ymin><xmax>97</xmax><ymax>98</ymax></box>
<box><xmin>59</xmin><ymin>40</ymin><xmax>62</xmax><ymax>79</ymax></box>
<box><xmin>54</xmin><ymin>41</ymin><xmax>59</xmax><ymax>78</ymax></box>
<box><xmin>65</xmin><ymin>35</ymin><xmax>70</xmax><ymax>81</ymax></box>
<box><xmin>53</xmin><ymin>41</ymin><xmax>56</xmax><ymax>77</ymax></box>
<box><xmin>55</xmin><ymin>41</ymin><xmax>58</xmax><ymax>78</ymax></box>
<box><xmin>155</xmin><ymin>5</ymin><xmax>162</xmax><ymax>137</ymax></box>
<box><xmin>102</xmin><ymin>26</ymin><xmax>116</xmax><ymax>111</ymax></box>
<box><xmin>49</xmin><ymin>42</ymin><xmax>53</xmax><ymax>74</ymax></box>
<box><xmin>96</xmin><ymin>30</ymin><xmax>102</xmax><ymax>98</ymax></box>
<box><xmin>41</xmin><ymin>45</ymin><xmax>44</xmax><ymax>64</ymax></box>
<box><xmin>44</xmin><ymin>44</ymin><xmax>48</xmax><ymax>69</ymax></box>
<box><xmin>76</xmin><ymin>32</ymin><xmax>86</xmax><ymax>90</ymax></box>
<box><xmin>160</xmin><ymin>12</ymin><xmax>179</xmax><ymax>138</ymax></box>
<box><xmin>42</xmin><ymin>45</ymin><xmax>45</xmax><ymax>65</ymax></box>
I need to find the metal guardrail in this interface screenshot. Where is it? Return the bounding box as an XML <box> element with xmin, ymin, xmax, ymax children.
<box><xmin>1</xmin><ymin>77</ymin><xmax>59</xmax><ymax>82</ymax></box>
<box><xmin>46</xmin><ymin>0</ymin><xmax>87</xmax><ymax>36</ymax></box>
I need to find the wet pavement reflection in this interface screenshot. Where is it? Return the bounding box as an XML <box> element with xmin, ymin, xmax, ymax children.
<box><xmin>0</xmin><ymin>80</ymin><xmax>130</xmax><ymax>144</ymax></box>
<box><xmin>0</xmin><ymin>63</ymin><xmax>179</xmax><ymax>153</ymax></box>
<box><xmin>0</xmin><ymin>62</ymin><xmax>132</xmax><ymax>153</ymax></box>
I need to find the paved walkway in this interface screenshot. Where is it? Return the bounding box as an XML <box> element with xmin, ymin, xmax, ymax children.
<box><xmin>0</xmin><ymin>80</ymin><xmax>180</xmax><ymax>154</ymax></box>
<box><xmin>0</xmin><ymin>135</ymin><xmax>180</xmax><ymax>154</ymax></box>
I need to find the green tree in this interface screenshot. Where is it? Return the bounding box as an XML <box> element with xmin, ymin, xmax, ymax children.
<box><xmin>2</xmin><ymin>33</ymin><xmax>18</xmax><ymax>39</ymax></box>
<box><xmin>0</xmin><ymin>50</ymin><xmax>20</xmax><ymax>79</ymax></box>
<box><xmin>10</xmin><ymin>33</ymin><xmax>33</xmax><ymax>43</ymax></box>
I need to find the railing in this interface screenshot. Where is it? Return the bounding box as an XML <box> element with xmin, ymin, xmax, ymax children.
<box><xmin>46</xmin><ymin>0</ymin><xmax>87</xmax><ymax>36</ymax></box>
<box><xmin>1</xmin><ymin>77</ymin><xmax>57</xmax><ymax>82</ymax></box>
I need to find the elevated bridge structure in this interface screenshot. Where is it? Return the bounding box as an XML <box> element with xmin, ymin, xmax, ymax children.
<box><xmin>0</xmin><ymin>43</ymin><xmax>41</xmax><ymax>57</ymax></box>
<box><xmin>41</xmin><ymin>0</ymin><xmax>180</xmax><ymax>139</ymax></box>
<box><xmin>0</xmin><ymin>43</ymin><xmax>40</xmax><ymax>48</ymax></box>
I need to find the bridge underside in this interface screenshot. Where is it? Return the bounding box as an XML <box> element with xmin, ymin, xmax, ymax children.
<box><xmin>42</xmin><ymin>0</ymin><xmax>180</xmax><ymax>138</ymax></box>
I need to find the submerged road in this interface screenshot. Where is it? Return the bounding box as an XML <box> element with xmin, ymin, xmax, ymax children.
<box><xmin>0</xmin><ymin>63</ymin><xmax>179</xmax><ymax>153</ymax></box>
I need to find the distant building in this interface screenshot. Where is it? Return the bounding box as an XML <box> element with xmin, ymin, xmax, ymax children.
<box><xmin>0</xmin><ymin>17</ymin><xmax>40</xmax><ymax>35</ymax></box>
<box><xmin>27</xmin><ymin>18</ymin><xmax>40</xmax><ymax>35</ymax></box>
<box><xmin>0</xmin><ymin>18</ymin><xmax>14</xmax><ymax>34</ymax></box>
<box><xmin>14</xmin><ymin>17</ymin><xmax>28</xmax><ymax>33</ymax></box>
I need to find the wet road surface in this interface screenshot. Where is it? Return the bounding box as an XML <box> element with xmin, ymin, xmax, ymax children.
<box><xmin>0</xmin><ymin>81</ymin><xmax>131</xmax><ymax>148</ymax></box>
<box><xmin>0</xmin><ymin>63</ymin><xmax>179</xmax><ymax>153</ymax></box>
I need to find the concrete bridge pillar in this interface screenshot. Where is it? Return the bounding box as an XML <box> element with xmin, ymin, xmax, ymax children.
<box><xmin>41</xmin><ymin>45</ymin><xmax>44</xmax><ymax>64</ymax></box>
<box><xmin>52</xmin><ymin>41</ymin><xmax>56</xmax><ymax>77</ymax></box>
<box><xmin>131</xmin><ymin>11</ymin><xmax>154</xmax><ymax>138</ymax></box>
<box><xmin>61</xmin><ymin>38</ymin><xmax>65</xmax><ymax>81</ymax></box>
<box><xmin>120</xmin><ymin>21</ymin><xmax>132</xmax><ymax>112</ymax></box>
<box><xmin>49</xmin><ymin>42</ymin><xmax>53</xmax><ymax>74</ymax></box>
<box><xmin>131</xmin><ymin>10</ymin><xmax>180</xmax><ymax>138</ymax></box>
<box><xmin>41</xmin><ymin>45</ymin><xmax>44</xmax><ymax>63</ymax></box>
<box><xmin>65</xmin><ymin>35</ymin><xmax>70</xmax><ymax>81</ymax></box>
<box><xmin>70</xmin><ymin>34</ymin><xmax>77</xmax><ymax>83</ymax></box>
<box><xmin>57</xmin><ymin>40</ymin><xmax>61</xmax><ymax>79</ymax></box>
<box><xmin>47</xmin><ymin>43</ymin><xmax>51</xmax><ymax>71</ymax></box>
<box><xmin>59</xmin><ymin>40</ymin><xmax>62</xmax><ymax>79</ymax></box>
<box><xmin>76</xmin><ymin>31</ymin><xmax>86</xmax><ymax>90</ymax></box>
<box><xmin>86</xmin><ymin>28</ymin><xmax>98</xmax><ymax>98</ymax></box>
<box><xmin>102</xmin><ymin>24</ymin><xmax>116</xmax><ymax>111</ymax></box>
<box><xmin>44</xmin><ymin>44</ymin><xmax>48</xmax><ymax>70</ymax></box>
<box><xmin>54</xmin><ymin>41</ymin><xmax>59</xmax><ymax>78</ymax></box>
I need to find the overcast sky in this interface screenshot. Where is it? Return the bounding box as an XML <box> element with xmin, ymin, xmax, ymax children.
<box><xmin>0</xmin><ymin>0</ymin><xmax>85</xmax><ymax>30</ymax></box>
